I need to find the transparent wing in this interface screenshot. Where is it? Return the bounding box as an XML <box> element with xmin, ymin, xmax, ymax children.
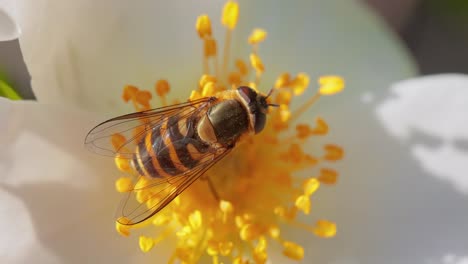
<box><xmin>117</xmin><ymin>147</ymin><xmax>231</xmax><ymax>225</ymax></box>
<box><xmin>84</xmin><ymin>97</ymin><xmax>215</xmax><ymax>159</ymax></box>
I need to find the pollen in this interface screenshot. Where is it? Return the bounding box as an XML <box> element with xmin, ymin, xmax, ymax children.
<box><xmin>112</xmin><ymin>1</ymin><xmax>345</xmax><ymax>263</ymax></box>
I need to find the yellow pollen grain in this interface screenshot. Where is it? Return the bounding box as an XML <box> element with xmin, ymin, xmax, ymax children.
<box><xmin>295</xmin><ymin>195</ymin><xmax>311</xmax><ymax>214</ymax></box>
<box><xmin>324</xmin><ymin>144</ymin><xmax>344</xmax><ymax>161</ymax></box>
<box><xmin>313</xmin><ymin>220</ymin><xmax>337</xmax><ymax>238</ymax></box>
<box><xmin>282</xmin><ymin>241</ymin><xmax>304</xmax><ymax>260</ymax></box>
<box><xmin>115</xmin><ymin>177</ymin><xmax>133</xmax><ymax>193</ymax></box>
<box><xmin>196</xmin><ymin>15</ymin><xmax>212</xmax><ymax>38</ymax></box>
<box><xmin>303</xmin><ymin>178</ymin><xmax>320</xmax><ymax>196</ymax></box>
<box><xmin>139</xmin><ymin>236</ymin><xmax>155</xmax><ymax>253</ymax></box>
<box><xmin>291</xmin><ymin>73</ymin><xmax>310</xmax><ymax>95</ymax></box>
<box><xmin>114</xmin><ymin>155</ymin><xmax>132</xmax><ymax>172</ymax></box>
<box><xmin>318</xmin><ymin>168</ymin><xmax>338</xmax><ymax>185</ymax></box>
<box><xmin>204</xmin><ymin>38</ymin><xmax>217</xmax><ymax>57</ymax></box>
<box><xmin>319</xmin><ymin>75</ymin><xmax>345</xmax><ymax>95</ymax></box>
<box><xmin>155</xmin><ymin>79</ymin><xmax>170</xmax><ymax>97</ymax></box>
<box><xmin>189</xmin><ymin>210</ymin><xmax>203</xmax><ymax>229</ymax></box>
<box><xmin>111</xmin><ymin>133</ymin><xmax>127</xmax><ymax>151</ymax></box>
<box><xmin>122</xmin><ymin>85</ymin><xmax>138</xmax><ymax>102</ymax></box>
<box><xmin>250</xmin><ymin>53</ymin><xmax>265</xmax><ymax>73</ymax></box>
<box><xmin>222</xmin><ymin>1</ymin><xmax>239</xmax><ymax>30</ymax></box>
<box><xmin>275</xmin><ymin>73</ymin><xmax>291</xmax><ymax>89</ymax></box>
<box><xmin>248</xmin><ymin>28</ymin><xmax>267</xmax><ymax>45</ymax></box>
<box><xmin>235</xmin><ymin>59</ymin><xmax>248</xmax><ymax>76</ymax></box>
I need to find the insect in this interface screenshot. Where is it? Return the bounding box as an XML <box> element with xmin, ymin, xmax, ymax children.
<box><xmin>85</xmin><ymin>86</ymin><xmax>277</xmax><ymax>225</ymax></box>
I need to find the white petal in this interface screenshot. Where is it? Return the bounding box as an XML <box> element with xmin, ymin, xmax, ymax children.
<box><xmin>291</xmin><ymin>74</ymin><xmax>468</xmax><ymax>263</ymax></box>
<box><xmin>14</xmin><ymin>0</ymin><xmax>415</xmax><ymax>114</ymax></box>
<box><xmin>0</xmin><ymin>98</ymin><xmax>158</xmax><ymax>263</ymax></box>
<box><xmin>0</xmin><ymin>5</ymin><xmax>20</xmax><ymax>41</ymax></box>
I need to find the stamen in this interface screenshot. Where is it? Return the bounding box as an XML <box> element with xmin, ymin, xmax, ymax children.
<box><xmin>221</xmin><ymin>1</ymin><xmax>239</xmax><ymax>79</ymax></box>
<box><xmin>139</xmin><ymin>236</ymin><xmax>155</xmax><ymax>252</ymax></box>
<box><xmin>248</xmin><ymin>28</ymin><xmax>267</xmax><ymax>45</ymax></box>
<box><xmin>317</xmin><ymin>168</ymin><xmax>338</xmax><ymax>185</ymax></box>
<box><xmin>282</xmin><ymin>241</ymin><xmax>304</xmax><ymax>260</ymax></box>
<box><xmin>290</xmin><ymin>92</ymin><xmax>320</xmax><ymax>122</ymax></box>
<box><xmin>291</xmin><ymin>73</ymin><xmax>310</xmax><ymax>95</ymax></box>
<box><xmin>155</xmin><ymin>79</ymin><xmax>170</xmax><ymax>106</ymax></box>
<box><xmin>318</xmin><ymin>76</ymin><xmax>345</xmax><ymax>95</ymax></box>
<box><xmin>313</xmin><ymin>220</ymin><xmax>337</xmax><ymax>238</ymax></box>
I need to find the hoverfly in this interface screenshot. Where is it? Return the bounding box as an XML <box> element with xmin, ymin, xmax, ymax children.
<box><xmin>85</xmin><ymin>86</ymin><xmax>277</xmax><ymax>225</ymax></box>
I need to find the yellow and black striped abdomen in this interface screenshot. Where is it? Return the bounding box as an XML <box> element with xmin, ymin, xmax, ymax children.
<box><xmin>132</xmin><ymin>113</ymin><xmax>211</xmax><ymax>178</ymax></box>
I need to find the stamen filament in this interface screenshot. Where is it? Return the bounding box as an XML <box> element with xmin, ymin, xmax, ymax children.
<box><xmin>222</xmin><ymin>29</ymin><xmax>232</xmax><ymax>81</ymax></box>
<box><xmin>290</xmin><ymin>92</ymin><xmax>321</xmax><ymax>122</ymax></box>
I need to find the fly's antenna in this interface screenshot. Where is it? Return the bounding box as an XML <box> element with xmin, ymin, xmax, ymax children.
<box><xmin>265</xmin><ymin>88</ymin><xmax>274</xmax><ymax>99</ymax></box>
<box><xmin>268</xmin><ymin>103</ymin><xmax>279</xmax><ymax>107</ymax></box>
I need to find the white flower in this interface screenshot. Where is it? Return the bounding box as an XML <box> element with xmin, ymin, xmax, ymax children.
<box><xmin>4</xmin><ymin>0</ymin><xmax>466</xmax><ymax>264</ymax></box>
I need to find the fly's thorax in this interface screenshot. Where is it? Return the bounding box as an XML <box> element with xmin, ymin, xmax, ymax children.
<box><xmin>197</xmin><ymin>98</ymin><xmax>250</xmax><ymax>148</ymax></box>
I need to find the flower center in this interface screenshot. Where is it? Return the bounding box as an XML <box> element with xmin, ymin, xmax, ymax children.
<box><xmin>112</xmin><ymin>1</ymin><xmax>345</xmax><ymax>263</ymax></box>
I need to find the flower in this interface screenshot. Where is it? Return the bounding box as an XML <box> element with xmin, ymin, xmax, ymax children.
<box><xmin>7</xmin><ymin>1</ymin><xmax>467</xmax><ymax>264</ymax></box>
<box><xmin>106</xmin><ymin>2</ymin><xmax>344</xmax><ymax>263</ymax></box>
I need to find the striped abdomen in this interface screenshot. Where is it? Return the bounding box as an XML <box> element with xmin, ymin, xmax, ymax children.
<box><xmin>132</xmin><ymin>112</ymin><xmax>210</xmax><ymax>178</ymax></box>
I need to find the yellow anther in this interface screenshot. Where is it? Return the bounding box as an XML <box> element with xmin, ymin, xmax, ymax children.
<box><xmin>248</xmin><ymin>28</ymin><xmax>267</xmax><ymax>45</ymax></box>
<box><xmin>115</xmin><ymin>217</ymin><xmax>132</xmax><ymax>237</ymax></box>
<box><xmin>111</xmin><ymin>133</ymin><xmax>127</xmax><ymax>151</ymax></box>
<box><xmin>219</xmin><ymin>241</ymin><xmax>234</xmax><ymax>256</ymax></box>
<box><xmin>279</xmin><ymin>105</ymin><xmax>291</xmax><ymax>123</ymax></box>
<box><xmin>304</xmin><ymin>154</ymin><xmax>318</xmax><ymax>166</ymax></box>
<box><xmin>199</xmin><ymin>74</ymin><xmax>217</xmax><ymax>89</ymax></box>
<box><xmin>313</xmin><ymin>220</ymin><xmax>337</xmax><ymax>238</ymax></box>
<box><xmin>233</xmin><ymin>257</ymin><xmax>248</xmax><ymax>264</ymax></box>
<box><xmin>189</xmin><ymin>90</ymin><xmax>202</xmax><ymax>101</ymax></box>
<box><xmin>296</xmin><ymin>124</ymin><xmax>311</xmax><ymax>139</ymax></box>
<box><xmin>275</xmin><ymin>89</ymin><xmax>292</xmax><ymax>105</ymax></box>
<box><xmin>155</xmin><ymin>79</ymin><xmax>170</xmax><ymax>97</ymax></box>
<box><xmin>253</xmin><ymin>238</ymin><xmax>268</xmax><ymax>264</ymax></box>
<box><xmin>269</xmin><ymin>225</ymin><xmax>280</xmax><ymax>238</ymax></box>
<box><xmin>318</xmin><ymin>75</ymin><xmax>345</xmax><ymax>95</ymax></box>
<box><xmin>122</xmin><ymin>85</ymin><xmax>138</xmax><ymax>102</ymax></box>
<box><xmin>318</xmin><ymin>168</ymin><xmax>338</xmax><ymax>185</ymax></box>
<box><xmin>219</xmin><ymin>200</ymin><xmax>234</xmax><ymax>214</ymax></box>
<box><xmin>196</xmin><ymin>15</ymin><xmax>212</xmax><ymax>38</ymax></box>
<box><xmin>189</xmin><ymin>210</ymin><xmax>202</xmax><ymax>229</ymax></box>
<box><xmin>221</xmin><ymin>1</ymin><xmax>239</xmax><ymax>30</ymax></box>
<box><xmin>135</xmin><ymin>90</ymin><xmax>152</xmax><ymax>108</ymax></box>
<box><xmin>295</xmin><ymin>195</ymin><xmax>311</xmax><ymax>214</ymax></box>
<box><xmin>303</xmin><ymin>178</ymin><xmax>320</xmax><ymax>196</ymax></box>
<box><xmin>114</xmin><ymin>155</ymin><xmax>132</xmax><ymax>172</ymax></box>
<box><xmin>240</xmin><ymin>223</ymin><xmax>262</xmax><ymax>241</ymax></box>
<box><xmin>204</xmin><ymin>38</ymin><xmax>217</xmax><ymax>57</ymax></box>
<box><xmin>115</xmin><ymin>177</ymin><xmax>133</xmax><ymax>193</ymax></box>
<box><xmin>291</xmin><ymin>73</ymin><xmax>310</xmax><ymax>95</ymax></box>
<box><xmin>311</xmin><ymin>117</ymin><xmax>328</xmax><ymax>135</ymax></box>
<box><xmin>250</xmin><ymin>53</ymin><xmax>265</xmax><ymax>73</ymax></box>
<box><xmin>324</xmin><ymin>144</ymin><xmax>344</xmax><ymax>161</ymax></box>
<box><xmin>228</xmin><ymin>72</ymin><xmax>242</xmax><ymax>87</ymax></box>
<box><xmin>135</xmin><ymin>189</ymin><xmax>151</xmax><ymax>204</ymax></box>
<box><xmin>282</xmin><ymin>241</ymin><xmax>304</xmax><ymax>260</ymax></box>
<box><xmin>202</xmin><ymin>82</ymin><xmax>216</xmax><ymax>97</ymax></box>
<box><xmin>152</xmin><ymin>214</ymin><xmax>171</xmax><ymax>226</ymax></box>
<box><xmin>235</xmin><ymin>59</ymin><xmax>248</xmax><ymax>75</ymax></box>
<box><xmin>275</xmin><ymin>73</ymin><xmax>291</xmax><ymax>89</ymax></box>
<box><xmin>139</xmin><ymin>236</ymin><xmax>155</xmax><ymax>253</ymax></box>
